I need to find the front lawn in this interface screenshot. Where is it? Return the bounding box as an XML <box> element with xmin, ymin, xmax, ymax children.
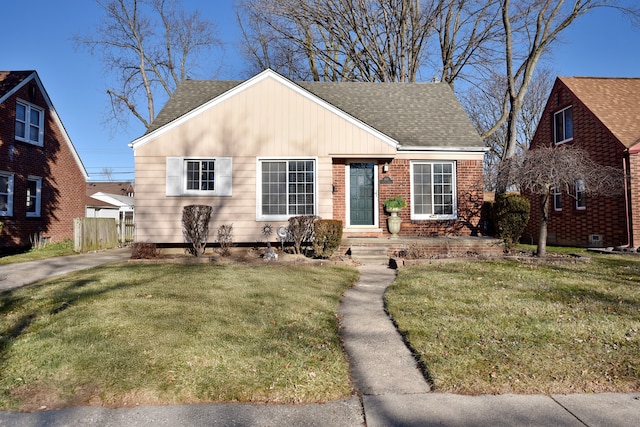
<box><xmin>386</xmin><ymin>254</ymin><xmax>640</xmax><ymax>394</ymax></box>
<box><xmin>0</xmin><ymin>263</ymin><xmax>358</xmax><ymax>411</ymax></box>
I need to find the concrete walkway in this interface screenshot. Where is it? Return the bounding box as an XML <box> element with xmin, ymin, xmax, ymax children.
<box><xmin>338</xmin><ymin>264</ymin><xmax>640</xmax><ymax>427</ymax></box>
<box><xmin>0</xmin><ymin>247</ymin><xmax>131</xmax><ymax>290</ymax></box>
<box><xmin>0</xmin><ymin>255</ymin><xmax>638</xmax><ymax>426</ymax></box>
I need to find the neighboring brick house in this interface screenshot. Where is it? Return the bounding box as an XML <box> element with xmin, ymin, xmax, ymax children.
<box><xmin>523</xmin><ymin>77</ymin><xmax>640</xmax><ymax>248</ymax></box>
<box><xmin>130</xmin><ymin>69</ymin><xmax>486</xmax><ymax>244</ymax></box>
<box><xmin>0</xmin><ymin>70</ymin><xmax>88</xmax><ymax>248</ymax></box>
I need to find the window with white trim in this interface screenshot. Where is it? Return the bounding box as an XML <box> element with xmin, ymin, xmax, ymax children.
<box><xmin>26</xmin><ymin>176</ymin><xmax>42</xmax><ymax>217</ymax></box>
<box><xmin>16</xmin><ymin>100</ymin><xmax>44</xmax><ymax>146</ymax></box>
<box><xmin>165</xmin><ymin>157</ymin><xmax>232</xmax><ymax>196</ymax></box>
<box><xmin>554</xmin><ymin>106</ymin><xmax>573</xmax><ymax>145</ymax></box>
<box><xmin>575</xmin><ymin>179</ymin><xmax>586</xmax><ymax>210</ymax></box>
<box><xmin>258</xmin><ymin>159</ymin><xmax>316</xmax><ymax>220</ymax></box>
<box><xmin>552</xmin><ymin>185</ymin><xmax>562</xmax><ymax>211</ymax></box>
<box><xmin>186</xmin><ymin>160</ymin><xmax>215</xmax><ymax>191</ymax></box>
<box><xmin>411</xmin><ymin>161</ymin><xmax>457</xmax><ymax>220</ymax></box>
<box><xmin>0</xmin><ymin>172</ymin><xmax>14</xmax><ymax>216</ymax></box>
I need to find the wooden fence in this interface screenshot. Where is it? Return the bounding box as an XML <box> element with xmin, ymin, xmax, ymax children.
<box><xmin>118</xmin><ymin>216</ymin><xmax>135</xmax><ymax>244</ymax></box>
<box><xmin>74</xmin><ymin>218</ymin><xmax>118</xmax><ymax>252</ymax></box>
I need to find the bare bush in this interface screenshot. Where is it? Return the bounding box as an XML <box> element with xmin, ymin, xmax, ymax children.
<box><xmin>217</xmin><ymin>224</ymin><xmax>234</xmax><ymax>256</ymax></box>
<box><xmin>130</xmin><ymin>242</ymin><xmax>159</xmax><ymax>259</ymax></box>
<box><xmin>288</xmin><ymin>215</ymin><xmax>319</xmax><ymax>254</ymax></box>
<box><xmin>182</xmin><ymin>205</ymin><xmax>213</xmax><ymax>257</ymax></box>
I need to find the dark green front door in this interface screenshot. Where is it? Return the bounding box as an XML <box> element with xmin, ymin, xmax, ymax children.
<box><xmin>349</xmin><ymin>163</ymin><xmax>375</xmax><ymax>225</ymax></box>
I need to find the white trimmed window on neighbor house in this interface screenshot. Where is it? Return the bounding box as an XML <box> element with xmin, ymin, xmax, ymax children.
<box><xmin>411</xmin><ymin>161</ymin><xmax>457</xmax><ymax>220</ymax></box>
<box><xmin>575</xmin><ymin>179</ymin><xmax>586</xmax><ymax>210</ymax></box>
<box><xmin>258</xmin><ymin>158</ymin><xmax>316</xmax><ymax>221</ymax></box>
<box><xmin>552</xmin><ymin>184</ymin><xmax>562</xmax><ymax>211</ymax></box>
<box><xmin>15</xmin><ymin>100</ymin><xmax>44</xmax><ymax>146</ymax></box>
<box><xmin>0</xmin><ymin>172</ymin><xmax>14</xmax><ymax>216</ymax></box>
<box><xmin>26</xmin><ymin>176</ymin><xmax>42</xmax><ymax>217</ymax></box>
<box><xmin>554</xmin><ymin>106</ymin><xmax>573</xmax><ymax>145</ymax></box>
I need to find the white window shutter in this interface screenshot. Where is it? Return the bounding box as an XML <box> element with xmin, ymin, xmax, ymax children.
<box><xmin>216</xmin><ymin>157</ymin><xmax>232</xmax><ymax>196</ymax></box>
<box><xmin>166</xmin><ymin>157</ymin><xmax>182</xmax><ymax>196</ymax></box>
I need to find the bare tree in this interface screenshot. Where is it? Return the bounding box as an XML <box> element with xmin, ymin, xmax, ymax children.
<box><xmin>462</xmin><ymin>67</ymin><xmax>554</xmax><ymax>190</ymax></box>
<box><xmin>435</xmin><ymin>0</ymin><xmax>503</xmax><ymax>88</ymax></box>
<box><xmin>237</xmin><ymin>0</ymin><xmax>437</xmax><ymax>82</ymax></box>
<box><xmin>76</xmin><ymin>0</ymin><xmax>222</xmax><ymax>129</ymax></box>
<box><xmin>503</xmin><ymin>145</ymin><xmax>623</xmax><ymax>257</ymax></box>
<box><xmin>101</xmin><ymin>167</ymin><xmax>114</xmax><ymax>181</ymax></box>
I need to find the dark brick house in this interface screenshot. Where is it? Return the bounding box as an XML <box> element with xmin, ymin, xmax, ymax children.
<box><xmin>0</xmin><ymin>71</ymin><xmax>88</xmax><ymax>248</ymax></box>
<box><xmin>523</xmin><ymin>77</ymin><xmax>640</xmax><ymax>248</ymax></box>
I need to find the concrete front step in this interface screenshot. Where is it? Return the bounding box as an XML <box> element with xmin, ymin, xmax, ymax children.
<box><xmin>349</xmin><ymin>246</ymin><xmax>390</xmax><ymax>265</ymax></box>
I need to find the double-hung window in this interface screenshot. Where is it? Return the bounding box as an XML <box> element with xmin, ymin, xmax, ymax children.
<box><xmin>411</xmin><ymin>161</ymin><xmax>457</xmax><ymax>220</ymax></box>
<box><xmin>552</xmin><ymin>184</ymin><xmax>562</xmax><ymax>211</ymax></box>
<box><xmin>258</xmin><ymin>158</ymin><xmax>316</xmax><ymax>220</ymax></box>
<box><xmin>575</xmin><ymin>179</ymin><xmax>586</xmax><ymax>210</ymax></box>
<box><xmin>165</xmin><ymin>157</ymin><xmax>232</xmax><ymax>196</ymax></box>
<box><xmin>0</xmin><ymin>172</ymin><xmax>14</xmax><ymax>216</ymax></box>
<box><xmin>554</xmin><ymin>106</ymin><xmax>573</xmax><ymax>145</ymax></box>
<box><xmin>16</xmin><ymin>100</ymin><xmax>44</xmax><ymax>146</ymax></box>
<box><xmin>26</xmin><ymin>176</ymin><xmax>42</xmax><ymax>217</ymax></box>
<box><xmin>186</xmin><ymin>160</ymin><xmax>215</xmax><ymax>191</ymax></box>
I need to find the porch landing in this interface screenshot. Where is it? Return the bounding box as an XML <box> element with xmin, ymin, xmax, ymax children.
<box><xmin>340</xmin><ymin>236</ymin><xmax>503</xmax><ymax>265</ymax></box>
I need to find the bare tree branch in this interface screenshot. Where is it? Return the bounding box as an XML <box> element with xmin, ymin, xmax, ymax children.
<box><xmin>75</xmin><ymin>0</ymin><xmax>222</xmax><ymax>130</ymax></box>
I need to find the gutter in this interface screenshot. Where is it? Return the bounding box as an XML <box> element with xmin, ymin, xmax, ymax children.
<box><xmin>397</xmin><ymin>145</ymin><xmax>489</xmax><ymax>153</ymax></box>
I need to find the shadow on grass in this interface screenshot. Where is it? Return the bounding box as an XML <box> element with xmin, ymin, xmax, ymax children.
<box><xmin>0</xmin><ymin>271</ymin><xmax>145</xmax><ymax>366</ymax></box>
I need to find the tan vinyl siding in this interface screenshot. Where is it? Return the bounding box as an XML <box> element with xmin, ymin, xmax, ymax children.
<box><xmin>134</xmin><ymin>76</ymin><xmax>394</xmax><ymax>243</ymax></box>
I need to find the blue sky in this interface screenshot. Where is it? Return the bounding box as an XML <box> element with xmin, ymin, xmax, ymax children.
<box><xmin>2</xmin><ymin>1</ymin><xmax>639</xmax><ymax>182</ymax></box>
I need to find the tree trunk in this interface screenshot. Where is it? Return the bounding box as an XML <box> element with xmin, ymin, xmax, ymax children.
<box><xmin>536</xmin><ymin>192</ymin><xmax>549</xmax><ymax>257</ymax></box>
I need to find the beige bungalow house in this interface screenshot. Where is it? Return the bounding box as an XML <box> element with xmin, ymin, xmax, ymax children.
<box><xmin>129</xmin><ymin>69</ymin><xmax>486</xmax><ymax>245</ymax></box>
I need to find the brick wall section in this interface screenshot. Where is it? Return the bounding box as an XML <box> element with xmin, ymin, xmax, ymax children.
<box><xmin>332</xmin><ymin>159</ymin><xmax>346</xmax><ymax>223</ymax></box>
<box><xmin>0</xmin><ymin>79</ymin><xmax>86</xmax><ymax>247</ymax></box>
<box><xmin>522</xmin><ymin>81</ymin><xmax>628</xmax><ymax>247</ymax></box>
<box><xmin>335</xmin><ymin>158</ymin><xmax>484</xmax><ymax>237</ymax></box>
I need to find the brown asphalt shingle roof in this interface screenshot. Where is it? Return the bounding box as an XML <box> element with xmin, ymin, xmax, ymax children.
<box><xmin>145</xmin><ymin>74</ymin><xmax>484</xmax><ymax>149</ymax></box>
<box><xmin>560</xmin><ymin>77</ymin><xmax>640</xmax><ymax>148</ymax></box>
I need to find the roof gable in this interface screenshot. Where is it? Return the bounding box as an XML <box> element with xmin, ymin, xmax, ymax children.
<box><xmin>0</xmin><ymin>70</ymin><xmax>89</xmax><ymax>180</ymax></box>
<box><xmin>559</xmin><ymin>77</ymin><xmax>640</xmax><ymax>148</ymax></box>
<box><xmin>131</xmin><ymin>69</ymin><xmax>484</xmax><ymax>151</ymax></box>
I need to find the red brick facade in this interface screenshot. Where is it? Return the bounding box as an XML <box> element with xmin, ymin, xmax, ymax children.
<box><xmin>332</xmin><ymin>158</ymin><xmax>484</xmax><ymax>237</ymax></box>
<box><xmin>0</xmin><ymin>73</ymin><xmax>87</xmax><ymax>248</ymax></box>
<box><xmin>522</xmin><ymin>79</ymin><xmax>630</xmax><ymax>247</ymax></box>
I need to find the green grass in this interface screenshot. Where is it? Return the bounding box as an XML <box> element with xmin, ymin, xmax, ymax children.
<box><xmin>0</xmin><ymin>239</ymin><xmax>76</xmax><ymax>265</ymax></box>
<box><xmin>0</xmin><ymin>263</ymin><xmax>358</xmax><ymax>410</ymax></box>
<box><xmin>386</xmin><ymin>254</ymin><xmax>640</xmax><ymax>394</ymax></box>
<box><xmin>516</xmin><ymin>243</ymin><xmax>591</xmax><ymax>256</ymax></box>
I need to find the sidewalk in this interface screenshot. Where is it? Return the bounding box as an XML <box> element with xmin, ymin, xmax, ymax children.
<box><xmin>0</xmin><ymin>247</ymin><xmax>131</xmax><ymax>290</ymax></box>
<box><xmin>0</xmin><ymin>258</ymin><xmax>638</xmax><ymax>426</ymax></box>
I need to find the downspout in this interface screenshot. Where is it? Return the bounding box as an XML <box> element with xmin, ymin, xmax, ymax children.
<box><xmin>622</xmin><ymin>153</ymin><xmax>632</xmax><ymax>248</ymax></box>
